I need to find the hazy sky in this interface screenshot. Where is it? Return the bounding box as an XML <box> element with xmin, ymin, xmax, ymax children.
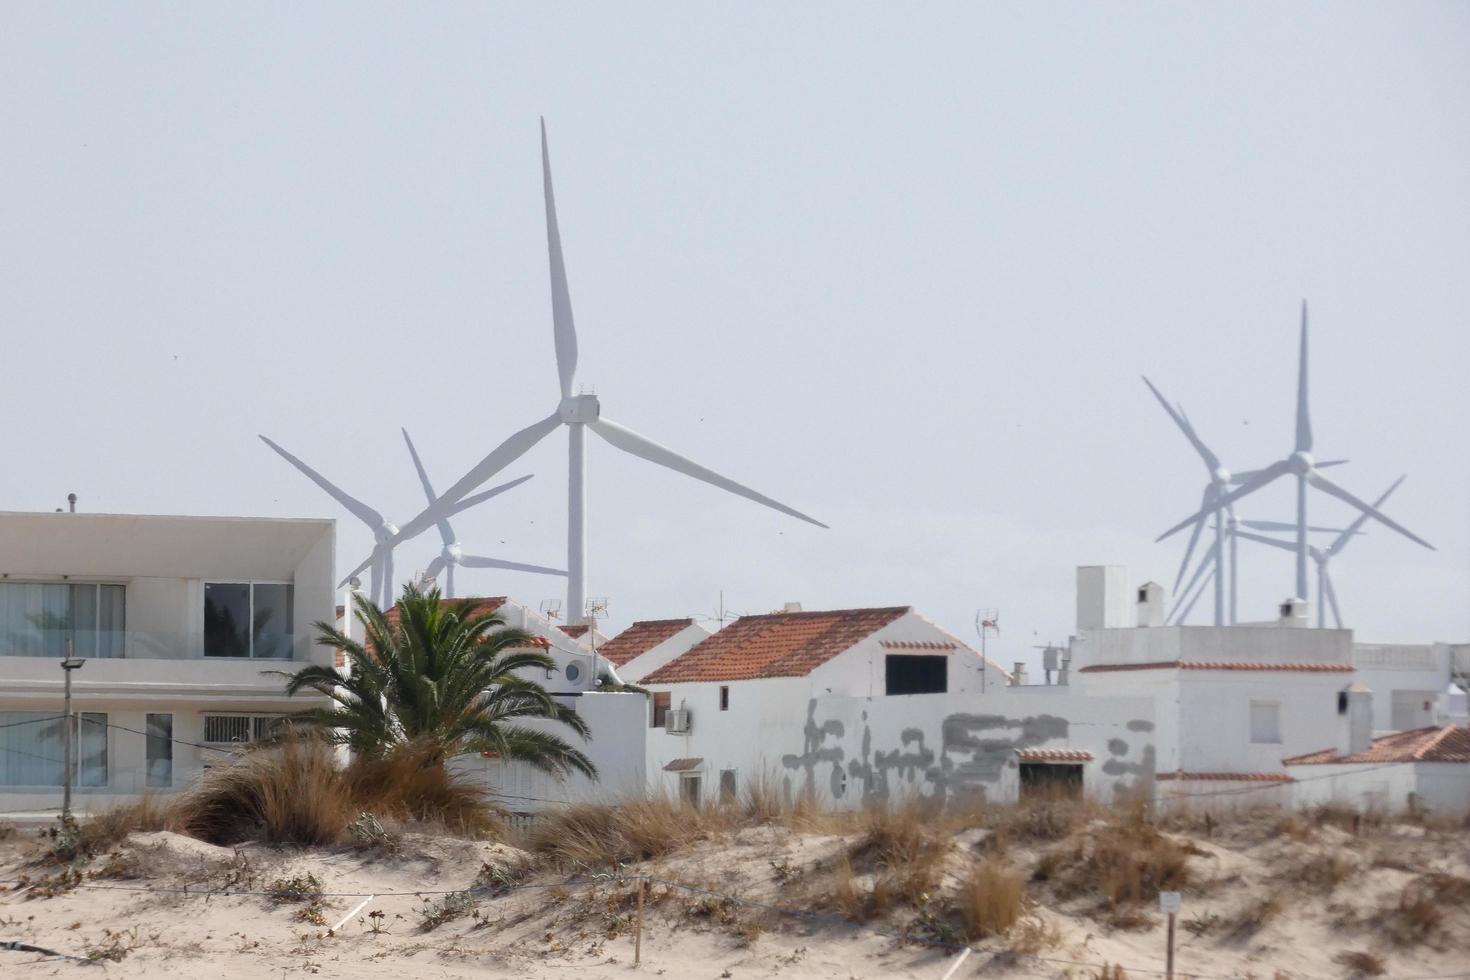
<box><xmin>3</xmin><ymin>4</ymin><xmax>1466</xmax><ymax>668</ymax></box>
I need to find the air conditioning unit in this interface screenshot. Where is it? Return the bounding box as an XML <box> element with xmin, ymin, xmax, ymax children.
<box><xmin>665</xmin><ymin>709</ymin><xmax>691</xmax><ymax>734</ymax></box>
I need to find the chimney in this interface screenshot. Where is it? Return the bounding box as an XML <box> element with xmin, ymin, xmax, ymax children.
<box><xmin>781</xmin><ymin>601</ymin><xmax>803</xmax><ymax>613</ymax></box>
<box><xmin>1011</xmin><ymin>661</ymin><xmax>1029</xmax><ymax>687</ymax></box>
<box><xmin>1136</xmin><ymin>582</ymin><xmax>1165</xmax><ymax>627</ymax></box>
<box><xmin>1278</xmin><ymin>597</ymin><xmax>1309</xmax><ymax>627</ymax></box>
<box><xmin>1336</xmin><ymin>682</ymin><xmax>1373</xmax><ymax>756</ymax></box>
<box><xmin>1077</xmin><ymin>566</ymin><xmax>1129</xmax><ymax>630</ymax></box>
<box><xmin>67</xmin><ymin>493</ymin><xmax>77</xmax><ymax>513</ymax></box>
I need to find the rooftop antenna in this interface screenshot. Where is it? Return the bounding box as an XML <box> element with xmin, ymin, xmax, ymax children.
<box><xmin>340</xmin><ymin>120</ymin><xmax>827</xmax><ymax>624</ymax></box>
<box><xmin>539</xmin><ymin>598</ymin><xmax>564</xmax><ymax>621</ymax></box>
<box><xmin>585</xmin><ymin>597</ymin><xmax>609</xmax><ymax>686</ymax></box>
<box><xmin>975</xmin><ymin>609</ymin><xmax>999</xmax><ymax>694</ymax></box>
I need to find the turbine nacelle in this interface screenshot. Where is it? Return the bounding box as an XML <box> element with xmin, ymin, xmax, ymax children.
<box><xmin>1212</xmin><ymin>467</ymin><xmax>1232</xmax><ymax>487</ymax></box>
<box><xmin>1289</xmin><ymin>451</ymin><xmax>1315</xmax><ymax>474</ymax></box>
<box><xmin>442</xmin><ymin>542</ymin><xmax>463</xmax><ymax>565</ymax></box>
<box><xmin>375</xmin><ymin>521</ymin><xmax>400</xmax><ymax>544</ymax></box>
<box><xmin>559</xmin><ymin>394</ymin><xmax>601</xmax><ymax>423</ymax></box>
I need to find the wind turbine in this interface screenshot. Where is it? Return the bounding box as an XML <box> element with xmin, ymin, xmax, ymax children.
<box><xmin>341</xmin><ymin>121</ymin><xmax>827</xmax><ymax>622</ymax></box>
<box><xmin>1141</xmin><ymin>377</ymin><xmax>1346</xmax><ymax>624</ymax></box>
<box><xmin>398</xmin><ymin>428</ymin><xmax>566</xmax><ymax>598</ymax></box>
<box><xmin>1230</xmin><ymin>476</ymin><xmax>1405</xmax><ymax>628</ymax></box>
<box><xmin>1156</xmin><ymin>302</ymin><xmax>1432</xmax><ymax>599</ymax></box>
<box><xmin>259</xmin><ymin>435</ymin><xmax>537</xmax><ymax>607</ymax></box>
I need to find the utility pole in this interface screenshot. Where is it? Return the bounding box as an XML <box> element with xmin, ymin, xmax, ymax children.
<box><xmin>60</xmin><ymin>648</ymin><xmax>86</xmax><ymax>821</ymax></box>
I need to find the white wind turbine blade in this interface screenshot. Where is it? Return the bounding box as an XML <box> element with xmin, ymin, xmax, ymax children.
<box><xmin>459</xmin><ymin>555</ymin><xmax>568</xmax><ymax>576</ymax></box>
<box><xmin>1141</xmin><ymin>377</ymin><xmax>1219</xmax><ymax>473</ymax></box>
<box><xmin>1326</xmin><ymin>475</ymin><xmax>1405</xmax><ymax>558</ymax></box>
<box><xmin>1170</xmin><ymin>550</ymin><xmax>1217</xmax><ymax>624</ymax></box>
<box><xmin>1157</xmin><ymin>458</ymin><xmax>1292</xmax><ymax>542</ymax></box>
<box><xmin>259</xmin><ymin>436</ymin><xmax>383</xmax><ymax>528</ymax></box>
<box><xmin>542</xmin><ymin>118</ymin><xmax>578</xmax><ymax>399</ymax></box>
<box><xmin>1322</xmin><ymin>568</ymin><xmax>1345</xmax><ymax>629</ymax></box>
<box><xmin>425</xmin><ymin>555</ymin><xmax>448</xmax><ymax>580</ymax></box>
<box><xmin>587</xmin><ymin>417</ymin><xmax>828</xmax><ymax>528</ymax></box>
<box><xmin>1296</xmin><ymin>300</ymin><xmax>1312</xmax><ymax>453</ymax></box>
<box><xmin>1241</xmin><ymin>520</ymin><xmax>1356</xmax><ymax>534</ymax></box>
<box><xmin>1172</xmin><ymin>487</ymin><xmax>1212</xmax><ymax>594</ymax></box>
<box><xmin>1231</xmin><ymin>528</ymin><xmax>1298</xmax><ymax>555</ymax></box>
<box><xmin>1172</xmin><ymin>539</ymin><xmax>1219</xmax><ymax>620</ymax></box>
<box><xmin>1306</xmin><ymin>471</ymin><xmax>1432</xmax><ymax>550</ymax></box>
<box><xmin>402</xmin><ymin>428</ymin><xmax>454</xmax><ymax>546</ymax></box>
<box><xmin>445</xmin><ymin>474</ymin><xmax>537</xmax><ymax>519</ymax></box>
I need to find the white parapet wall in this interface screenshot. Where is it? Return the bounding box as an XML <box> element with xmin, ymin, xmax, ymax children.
<box><xmin>647</xmin><ymin>682</ymin><xmax>1156</xmax><ymax>808</ymax></box>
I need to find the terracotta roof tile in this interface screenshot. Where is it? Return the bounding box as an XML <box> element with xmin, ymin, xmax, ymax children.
<box><xmin>1156</xmin><ymin>771</ymin><xmax>1295</xmax><ymax>783</ymax></box>
<box><xmin>642</xmin><ymin>607</ymin><xmax>910</xmax><ymax>684</ymax></box>
<box><xmin>560</xmin><ymin>625</ymin><xmax>591</xmax><ymax>639</ymax></box>
<box><xmin>1079</xmin><ymin>660</ymin><xmax>1353</xmax><ymax>674</ymax></box>
<box><xmin>597</xmin><ymin>618</ymin><xmax>697</xmax><ymax>667</ymax></box>
<box><xmin>1284</xmin><ymin>725</ymin><xmax>1470</xmax><ymax>765</ymax></box>
<box><xmin>1017</xmin><ymin>749</ymin><xmax>1093</xmax><ymax>762</ymax></box>
<box><xmin>879</xmin><ymin>639</ymin><xmax>957</xmax><ymax>651</ymax></box>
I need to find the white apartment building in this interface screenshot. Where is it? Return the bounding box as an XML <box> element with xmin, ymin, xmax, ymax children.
<box><xmin>0</xmin><ymin>511</ymin><xmax>335</xmax><ymax>816</ymax></box>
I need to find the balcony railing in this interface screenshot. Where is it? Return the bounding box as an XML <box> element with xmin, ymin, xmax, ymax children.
<box><xmin>0</xmin><ymin>628</ymin><xmax>315</xmax><ymax>661</ymax></box>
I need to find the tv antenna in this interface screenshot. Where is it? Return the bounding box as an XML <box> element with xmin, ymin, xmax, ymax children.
<box><xmin>539</xmin><ymin>598</ymin><xmax>563</xmax><ymax>621</ymax></box>
<box><xmin>975</xmin><ymin>609</ymin><xmax>999</xmax><ymax>693</ymax></box>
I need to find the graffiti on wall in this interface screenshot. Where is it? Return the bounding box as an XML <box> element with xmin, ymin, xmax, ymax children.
<box><xmin>780</xmin><ymin>699</ymin><xmax>1155</xmax><ymax>804</ymax></box>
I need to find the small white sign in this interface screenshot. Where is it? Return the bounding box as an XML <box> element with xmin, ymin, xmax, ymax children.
<box><xmin>1159</xmin><ymin>891</ymin><xmax>1182</xmax><ymax>914</ymax></box>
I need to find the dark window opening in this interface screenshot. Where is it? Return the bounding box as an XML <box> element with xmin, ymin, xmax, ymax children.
<box><xmin>884</xmin><ymin>655</ymin><xmax>947</xmax><ymax>695</ymax></box>
<box><xmin>680</xmin><ymin>775</ymin><xmax>702</xmax><ymax>808</ymax></box>
<box><xmin>651</xmin><ymin>692</ymin><xmax>671</xmax><ymax>729</ymax></box>
<box><xmin>1019</xmin><ymin>763</ymin><xmax>1083</xmax><ymax>802</ymax></box>
<box><xmin>720</xmin><ymin>769</ymin><xmax>737</xmax><ymax>802</ymax></box>
<box><xmin>719</xmin><ymin>686</ymin><xmax>729</xmax><ymax>711</ymax></box>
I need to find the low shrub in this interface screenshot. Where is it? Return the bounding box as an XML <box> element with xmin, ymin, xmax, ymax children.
<box><xmin>1334</xmin><ymin>950</ymin><xmax>1386</xmax><ymax>977</ymax></box>
<box><xmin>959</xmin><ymin>859</ymin><xmax>1025</xmax><ymax>938</ymax></box>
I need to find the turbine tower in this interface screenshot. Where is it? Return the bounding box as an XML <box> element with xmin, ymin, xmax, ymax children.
<box><xmin>341</xmin><ymin>121</ymin><xmax>827</xmax><ymax>622</ymax></box>
<box><xmin>1156</xmin><ymin>302</ymin><xmax>1432</xmax><ymax>598</ymax></box>
<box><xmin>259</xmin><ymin>435</ymin><xmax>536</xmax><ymax>607</ymax></box>
<box><xmin>398</xmin><ymin>428</ymin><xmax>566</xmax><ymax>598</ymax></box>
<box><xmin>1231</xmin><ymin>476</ymin><xmax>1404</xmax><ymax>628</ymax></box>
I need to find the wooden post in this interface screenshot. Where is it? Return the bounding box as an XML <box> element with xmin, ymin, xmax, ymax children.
<box><xmin>634</xmin><ymin>880</ymin><xmax>645</xmax><ymax>965</ymax></box>
<box><xmin>1165</xmin><ymin>911</ymin><xmax>1176</xmax><ymax>980</ymax></box>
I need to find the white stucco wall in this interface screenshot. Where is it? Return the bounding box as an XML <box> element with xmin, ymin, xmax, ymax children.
<box><xmin>800</xmin><ymin>611</ymin><xmax>1008</xmax><ymax>697</ymax></box>
<box><xmin>1352</xmin><ymin>643</ymin><xmax>1454</xmax><ymax>731</ymax></box>
<box><xmin>645</xmin><ymin>683</ymin><xmax>1156</xmax><ymax>808</ymax></box>
<box><xmin>1071</xmin><ymin>624</ymin><xmax>1353</xmax><ymax>670</ymax></box>
<box><xmin>455</xmin><ymin>691</ymin><xmax>648</xmax><ymax>811</ymax></box>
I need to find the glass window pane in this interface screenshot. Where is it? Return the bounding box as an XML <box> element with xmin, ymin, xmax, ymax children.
<box><xmin>204</xmin><ymin>715</ymin><xmax>251</xmax><ymax>744</ymax></box>
<box><xmin>0</xmin><ymin>583</ymin><xmax>70</xmax><ymax>657</ymax></box>
<box><xmin>251</xmin><ymin>584</ymin><xmax>293</xmax><ymax>659</ymax></box>
<box><xmin>77</xmin><ymin>713</ymin><xmax>108</xmax><ymax>787</ymax></box>
<box><xmin>69</xmin><ymin>584</ymin><xmax>98</xmax><ymax>658</ymax></box>
<box><xmin>98</xmin><ymin>585</ymin><xmax>126</xmax><ymax>659</ymax></box>
<box><xmin>146</xmin><ymin>713</ymin><xmax>173</xmax><ymax>788</ymax></box>
<box><xmin>204</xmin><ymin>583</ymin><xmax>251</xmax><ymax>657</ymax></box>
<box><xmin>0</xmin><ymin>711</ymin><xmax>66</xmax><ymax>786</ymax></box>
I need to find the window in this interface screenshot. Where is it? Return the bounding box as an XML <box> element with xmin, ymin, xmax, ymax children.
<box><xmin>1019</xmin><ymin>763</ymin><xmax>1083</xmax><ymax>802</ymax></box>
<box><xmin>1250</xmin><ymin>701</ymin><xmax>1281</xmax><ymax>744</ymax></box>
<box><xmin>719</xmin><ymin>686</ymin><xmax>729</xmax><ymax>711</ymax></box>
<box><xmin>885</xmin><ymin>655</ymin><xmax>948</xmax><ymax>695</ymax></box>
<box><xmin>0</xmin><ymin>711</ymin><xmax>107</xmax><ymax>787</ymax></box>
<box><xmin>679</xmin><ymin>774</ymin><xmax>702</xmax><ymax>808</ymax></box>
<box><xmin>720</xmin><ymin>769</ymin><xmax>738</xmax><ymax>802</ymax></box>
<box><xmin>651</xmin><ymin>692</ymin><xmax>671</xmax><ymax>729</ymax></box>
<box><xmin>146</xmin><ymin>714</ymin><xmax>172</xmax><ymax>788</ymax></box>
<box><xmin>203</xmin><ymin>714</ymin><xmax>287</xmax><ymax>745</ymax></box>
<box><xmin>0</xmin><ymin>583</ymin><xmax>125</xmax><ymax>658</ymax></box>
<box><xmin>204</xmin><ymin>583</ymin><xmax>293</xmax><ymax>658</ymax></box>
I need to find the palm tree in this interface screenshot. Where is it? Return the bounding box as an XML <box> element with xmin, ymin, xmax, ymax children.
<box><xmin>278</xmin><ymin>585</ymin><xmax>596</xmax><ymax>779</ymax></box>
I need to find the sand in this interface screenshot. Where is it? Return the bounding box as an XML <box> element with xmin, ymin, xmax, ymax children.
<box><xmin>2</xmin><ymin>818</ymin><xmax>1467</xmax><ymax>979</ymax></box>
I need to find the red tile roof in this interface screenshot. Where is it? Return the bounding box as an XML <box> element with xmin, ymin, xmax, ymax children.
<box><xmin>641</xmin><ymin>607</ymin><xmax>910</xmax><ymax>684</ymax></box>
<box><xmin>596</xmin><ymin>618</ymin><xmax>696</xmax><ymax>666</ymax></box>
<box><xmin>1284</xmin><ymin>725</ymin><xmax>1470</xmax><ymax>766</ymax></box>
<box><xmin>879</xmin><ymin>639</ymin><xmax>956</xmax><ymax>651</ymax></box>
<box><xmin>1017</xmin><ymin>749</ymin><xmax>1093</xmax><ymax>762</ymax></box>
<box><xmin>1156</xmin><ymin>771</ymin><xmax>1295</xmax><ymax>783</ymax></box>
<box><xmin>560</xmin><ymin>625</ymin><xmax>591</xmax><ymax>639</ymax></box>
<box><xmin>1079</xmin><ymin>661</ymin><xmax>1353</xmax><ymax>674</ymax></box>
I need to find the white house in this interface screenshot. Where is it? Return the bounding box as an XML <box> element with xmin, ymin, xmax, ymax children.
<box><xmin>1285</xmin><ymin>723</ymin><xmax>1470</xmax><ymax>812</ymax></box>
<box><xmin>635</xmin><ymin>605</ymin><xmax>1157</xmax><ymax>807</ymax></box>
<box><xmin>1351</xmin><ymin>641</ymin><xmax>1470</xmax><ymax>731</ymax></box>
<box><xmin>0</xmin><ymin>510</ymin><xmax>335</xmax><ymax>816</ymax></box>
<box><xmin>591</xmin><ymin>617</ymin><xmax>710</xmax><ymax>683</ymax></box>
